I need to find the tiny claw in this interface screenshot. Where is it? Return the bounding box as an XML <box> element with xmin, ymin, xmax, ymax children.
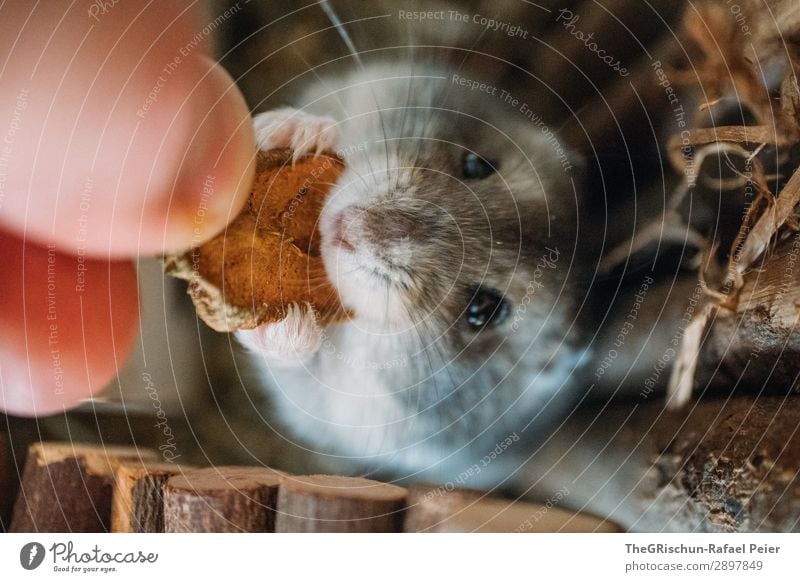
<box><xmin>235</xmin><ymin>303</ymin><xmax>323</xmax><ymax>365</ymax></box>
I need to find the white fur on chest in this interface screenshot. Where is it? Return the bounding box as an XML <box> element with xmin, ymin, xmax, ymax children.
<box><xmin>250</xmin><ymin>315</ymin><xmax>588</xmax><ymax>483</ymax></box>
<box><xmin>255</xmin><ymin>321</ymin><xmax>419</xmax><ymax>455</ymax></box>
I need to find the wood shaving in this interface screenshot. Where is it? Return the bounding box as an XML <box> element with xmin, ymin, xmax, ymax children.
<box><xmin>666</xmin><ymin>0</ymin><xmax>800</xmax><ymax>404</ymax></box>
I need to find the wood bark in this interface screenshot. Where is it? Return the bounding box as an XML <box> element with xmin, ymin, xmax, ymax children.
<box><xmin>111</xmin><ymin>460</ymin><xmax>187</xmax><ymax>533</ymax></box>
<box><xmin>515</xmin><ymin>394</ymin><xmax>800</xmax><ymax>532</ymax></box>
<box><xmin>698</xmin><ymin>236</ymin><xmax>800</xmax><ymax>392</ymax></box>
<box><xmin>10</xmin><ymin>442</ymin><xmax>158</xmax><ymax>532</ymax></box>
<box><xmin>638</xmin><ymin>396</ymin><xmax>800</xmax><ymax>531</ymax></box>
<box><xmin>163</xmin><ymin>466</ymin><xmax>282</xmax><ymax>532</ymax></box>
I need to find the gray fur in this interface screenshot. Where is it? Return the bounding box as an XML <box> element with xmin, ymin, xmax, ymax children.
<box><xmin>248</xmin><ymin>59</ymin><xmax>590</xmax><ymax>484</ymax></box>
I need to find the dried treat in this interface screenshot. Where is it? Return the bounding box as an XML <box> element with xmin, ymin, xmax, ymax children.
<box><xmin>165</xmin><ymin>148</ymin><xmax>347</xmax><ymax>332</ymax></box>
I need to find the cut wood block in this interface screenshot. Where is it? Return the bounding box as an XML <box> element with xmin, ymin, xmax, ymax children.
<box><xmin>111</xmin><ymin>460</ymin><xmax>187</xmax><ymax>533</ymax></box>
<box><xmin>404</xmin><ymin>484</ymin><xmax>621</xmax><ymax>533</ymax></box>
<box><xmin>10</xmin><ymin>442</ymin><xmax>158</xmax><ymax>532</ymax></box>
<box><xmin>430</xmin><ymin>498</ymin><xmax>622</xmax><ymax>533</ymax></box>
<box><xmin>163</xmin><ymin>466</ymin><xmax>283</xmax><ymax>532</ymax></box>
<box><xmin>276</xmin><ymin>475</ymin><xmax>407</xmax><ymax>532</ymax></box>
<box><xmin>403</xmin><ymin>484</ymin><xmax>484</xmax><ymax>532</ymax></box>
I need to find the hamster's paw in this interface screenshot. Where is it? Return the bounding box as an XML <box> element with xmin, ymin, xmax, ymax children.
<box><xmin>253</xmin><ymin>108</ymin><xmax>338</xmax><ymax>162</ymax></box>
<box><xmin>235</xmin><ymin>303</ymin><xmax>323</xmax><ymax>366</ymax></box>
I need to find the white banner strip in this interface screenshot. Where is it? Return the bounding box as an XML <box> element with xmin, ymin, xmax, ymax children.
<box><xmin>0</xmin><ymin>533</ymin><xmax>795</xmax><ymax>580</ymax></box>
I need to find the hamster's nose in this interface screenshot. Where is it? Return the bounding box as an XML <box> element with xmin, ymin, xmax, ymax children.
<box><xmin>332</xmin><ymin>204</ymin><xmax>420</xmax><ymax>249</ymax></box>
<box><xmin>330</xmin><ymin>206</ymin><xmax>361</xmax><ymax>251</ymax></box>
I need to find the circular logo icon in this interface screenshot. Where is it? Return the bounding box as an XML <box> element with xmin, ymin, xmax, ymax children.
<box><xmin>19</xmin><ymin>542</ymin><xmax>46</xmax><ymax>570</ymax></box>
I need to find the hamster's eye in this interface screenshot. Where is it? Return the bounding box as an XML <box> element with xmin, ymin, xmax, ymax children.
<box><xmin>462</xmin><ymin>152</ymin><xmax>497</xmax><ymax>180</ymax></box>
<box><xmin>466</xmin><ymin>286</ymin><xmax>509</xmax><ymax>330</ymax></box>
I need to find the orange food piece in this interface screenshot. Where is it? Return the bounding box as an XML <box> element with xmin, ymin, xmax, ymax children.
<box><xmin>165</xmin><ymin>149</ymin><xmax>346</xmax><ymax>332</ymax></box>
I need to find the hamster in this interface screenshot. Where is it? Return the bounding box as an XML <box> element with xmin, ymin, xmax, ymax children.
<box><xmin>235</xmin><ymin>57</ymin><xmax>592</xmax><ymax>485</ymax></box>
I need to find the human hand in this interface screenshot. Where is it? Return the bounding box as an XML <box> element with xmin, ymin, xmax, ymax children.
<box><xmin>0</xmin><ymin>1</ymin><xmax>255</xmax><ymax>416</ymax></box>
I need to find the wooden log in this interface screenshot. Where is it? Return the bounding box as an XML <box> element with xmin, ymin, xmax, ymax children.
<box><xmin>404</xmin><ymin>483</ymin><xmax>620</xmax><ymax>532</ymax></box>
<box><xmin>10</xmin><ymin>442</ymin><xmax>158</xmax><ymax>532</ymax></box>
<box><xmin>513</xmin><ymin>394</ymin><xmax>800</xmax><ymax>532</ymax></box>
<box><xmin>697</xmin><ymin>236</ymin><xmax>800</xmax><ymax>392</ymax></box>
<box><xmin>593</xmin><ymin>229</ymin><xmax>800</xmax><ymax>401</ymax></box>
<box><xmin>111</xmin><ymin>460</ymin><xmax>186</xmax><ymax>533</ymax></box>
<box><xmin>559</xmin><ymin>219</ymin><xmax>800</xmax><ymax>531</ymax></box>
<box><xmin>276</xmin><ymin>475</ymin><xmax>406</xmax><ymax>532</ymax></box>
<box><xmin>163</xmin><ymin>466</ymin><xmax>282</xmax><ymax>532</ymax></box>
<box><xmin>638</xmin><ymin>397</ymin><xmax>800</xmax><ymax>532</ymax></box>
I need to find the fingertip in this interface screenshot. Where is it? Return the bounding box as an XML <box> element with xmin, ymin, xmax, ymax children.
<box><xmin>157</xmin><ymin>56</ymin><xmax>257</xmax><ymax>253</ymax></box>
<box><xmin>0</xmin><ymin>4</ymin><xmax>255</xmax><ymax>258</ymax></box>
<box><xmin>0</xmin><ymin>230</ymin><xmax>139</xmax><ymax>417</ymax></box>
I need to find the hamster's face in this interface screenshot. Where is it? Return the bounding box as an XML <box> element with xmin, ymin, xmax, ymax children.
<box><xmin>313</xmin><ymin>64</ymin><xmax>585</xmax><ymax>449</ymax></box>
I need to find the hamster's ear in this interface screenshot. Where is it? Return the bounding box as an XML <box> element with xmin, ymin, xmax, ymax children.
<box><xmin>530</xmin><ymin>131</ymin><xmax>585</xmax><ymax>178</ymax></box>
<box><xmin>505</xmin><ymin>147</ymin><xmax>584</xmax><ymax>205</ymax></box>
<box><xmin>498</xmin><ymin>126</ymin><xmax>585</xmax><ymax>204</ymax></box>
